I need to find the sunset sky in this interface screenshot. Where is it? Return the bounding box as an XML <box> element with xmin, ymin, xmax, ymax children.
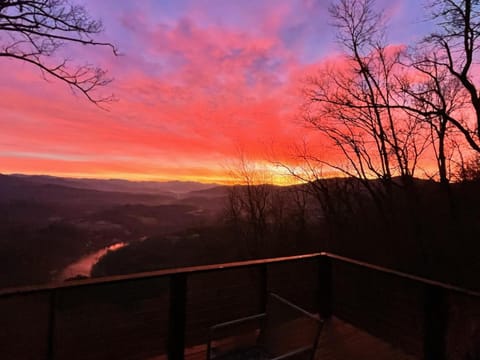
<box><xmin>0</xmin><ymin>0</ymin><xmax>431</xmax><ymax>183</ymax></box>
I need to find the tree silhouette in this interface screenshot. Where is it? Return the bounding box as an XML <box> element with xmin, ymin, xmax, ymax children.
<box><xmin>0</xmin><ymin>0</ymin><xmax>117</xmax><ymax>104</ymax></box>
<box><xmin>423</xmin><ymin>0</ymin><xmax>480</xmax><ymax>152</ymax></box>
<box><xmin>397</xmin><ymin>52</ymin><xmax>467</xmax><ymax>185</ymax></box>
<box><xmin>304</xmin><ymin>0</ymin><xmax>428</xmax><ymax>197</ymax></box>
<box><xmin>301</xmin><ymin>0</ymin><xmax>448</xmax><ymax>268</ymax></box>
<box><xmin>225</xmin><ymin>154</ymin><xmax>272</xmax><ymax>254</ymax></box>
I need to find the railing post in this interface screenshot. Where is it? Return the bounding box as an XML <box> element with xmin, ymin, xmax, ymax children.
<box><xmin>47</xmin><ymin>290</ymin><xmax>56</xmax><ymax>360</ymax></box>
<box><xmin>168</xmin><ymin>274</ymin><xmax>187</xmax><ymax>360</ymax></box>
<box><xmin>318</xmin><ymin>255</ymin><xmax>333</xmax><ymax>319</ymax></box>
<box><xmin>423</xmin><ymin>284</ymin><xmax>448</xmax><ymax>360</ymax></box>
<box><xmin>259</xmin><ymin>264</ymin><xmax>268</xmax><ymax>313</ymax></box>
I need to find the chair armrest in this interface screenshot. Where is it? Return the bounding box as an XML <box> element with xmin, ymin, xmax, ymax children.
<box><xmin>268</xmin><ymin>293</ymin><xmax>322</xmax><ymax>324</ymax></box>
<box><xmin>270</xmin><ymin>345</ymin><xmax>313</xmax><ymax>360</ymax></box>
<box><xmin>207</xmin><ymin>313</ymin><xmax>267</xmax><ymax>360</ymax></box>
<box><xmin>210</xmin><ymin>313</ymin><xmax>267</xmax><ymax>332</ymax></box>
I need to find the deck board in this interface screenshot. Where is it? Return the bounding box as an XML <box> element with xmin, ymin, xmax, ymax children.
<box><xmin>315</xmin><ymin>317</ymin><xmax>417</xmax><ymax>360</ymax></box>
<box><xmin>148</xmin><ymin>316</ymin><xmax>417</xmax><ymax>360</ymax></box>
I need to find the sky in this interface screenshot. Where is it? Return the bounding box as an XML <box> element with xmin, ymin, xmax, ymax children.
<box><xmin>0</xmin><ymin>0</ymin><xmax>431</xmax><ymax>184</ymax></box>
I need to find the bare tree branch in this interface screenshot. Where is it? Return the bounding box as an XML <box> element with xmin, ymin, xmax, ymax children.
<box><xmin>424</xmin><ymin>0</ymin><xmax>480</xmax><ymax>147</ymax></box>
<box><xmin>0</xmin><ymin>0</ymin><xmax>117</xmax><ymax>105</ymax></box>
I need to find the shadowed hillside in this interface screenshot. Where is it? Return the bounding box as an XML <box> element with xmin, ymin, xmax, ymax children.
<box><xmin>0</xmin><ymin>174</ymin><xmax>226</xmax><ymax>289</ymax></box>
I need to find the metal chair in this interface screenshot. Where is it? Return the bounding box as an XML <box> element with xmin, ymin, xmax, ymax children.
<box><xmin>207</xmin><ymin>293</ymin><xmax>323</xmax><ymax>360</ymax></box>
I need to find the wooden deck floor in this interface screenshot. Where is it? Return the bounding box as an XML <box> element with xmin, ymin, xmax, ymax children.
<box><xmin>315</xmin><ymin>317</ymin><xmax>417</xmax><ymax>360</ymax></box>
<box><xmin>149</xmin><ymin>316</ymin><xmax>417</xmax><ymax>360</ymax></box>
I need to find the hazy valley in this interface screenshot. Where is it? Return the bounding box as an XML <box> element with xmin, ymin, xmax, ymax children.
<box><xmin>0</xmin><ymin>174</ymin><xmax>230</xmax><ymax>289</ymax></box>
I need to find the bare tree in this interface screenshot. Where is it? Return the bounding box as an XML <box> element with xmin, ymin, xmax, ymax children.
<box><xmin>301</xmin><ymin>0</ymin><xmax>447</xmax><ymax>268</ymax></box>
<box><xmin>276</xmin><ymin>143</ymin><xmax>359</xmax><ymax>251</ymax></box>
<box><xmin>225</xmin><ymin>154</ymin><xmax>273</xmax><ymax>255</ymax></box>
<box><xmin>225</xmin><ymin>151</ymin><xmax>318</xmax><ymax>256</ymax></box>
<box><xmin>396</xmin><ymin>51</ymin><xmax>467</xmax><ymax>185</ymax></box>
<box><xmin>304</xmin><ymin>0</ymin><xmax>429</xmax><ymax>207</ymax></box>
<box><xmin>286</xmin><ymin>184</ymin><xmax>310</xmax><ymax>237</ymax></box>
<box><xmin>423</xmin><ymin>0</ymin><xmax>480</xmax><ymax>152</ymax></box>
<box><xmin>307</xmin><ymin>0</ymin><xmax>480</xmax><ymax>186</ymax></box>
<box><xmin>457</xmin><ymin>152</ymin><xmax>480</xmax><ymax>181</ymax></box>
<box><xmin>0</xmin><ymin>0</ymin><xmax>117</xmax><ymax>104</ymax></box>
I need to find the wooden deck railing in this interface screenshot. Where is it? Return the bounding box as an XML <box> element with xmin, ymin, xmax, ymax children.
<box><xmin>1</xmin><ymin>252</ymin><xmax>479</xmax><ymax>360</ymax></box>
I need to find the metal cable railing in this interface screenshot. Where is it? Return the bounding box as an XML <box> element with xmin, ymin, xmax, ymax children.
<box><xmin>1</xmin><ymin>252</ymin><xmax>479</xmax><ymax>360</ymax></box>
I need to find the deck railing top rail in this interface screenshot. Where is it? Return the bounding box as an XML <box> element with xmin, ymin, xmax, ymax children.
<box><xmin>324</xmin><ymin>252</ymin><xmax>480</xmax><ymax>298</ymax></box>
<box><xmin>0</xmin><ymin>252</ymin><xmax>322</xmax><ymax>297</ymax></box>
<box><xmin>1</xmin><ymin>251</ymin><xmax>479</xmax><ymax>298</ymax></box>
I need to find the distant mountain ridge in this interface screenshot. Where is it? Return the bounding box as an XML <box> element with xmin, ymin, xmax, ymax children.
<box><xmin>8</xmin><ymin>174</ymin><xmax>220</xmax><ymax>194</ymax></box>
<box><xmin>0</xmin><ymin>174</ymin><xmax>177</xmax><ymax>209</ymax></box>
